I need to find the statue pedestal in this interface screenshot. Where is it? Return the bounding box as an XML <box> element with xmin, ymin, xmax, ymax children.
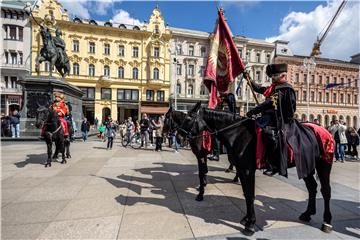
<box><xmin>19</xmin><ymin>76</ymin><xmax>83</xmax><ymax>137</ymax></box>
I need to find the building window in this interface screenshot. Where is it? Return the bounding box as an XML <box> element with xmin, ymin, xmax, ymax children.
<box><xmin>266</xmin><ymin>54</ymin><xmax>271</xmax><ymax>64</ymax></box>
<box><xmin>4</xmin><ymin>52</ymin><xmax>9</xmax><ymax>64</ymax></box>
<box><xmin>302</xmin><ymin>91</ymin><xmax>307</xmax><ymax>101</ymax></box>
<box><xmin>154</xmin><ymin>47</ymin><xmax>160</xmax><ymax>58</ymax></box>
<box><xmin>347</xmin><ymin>94</ymin><xmax>351</xmax><ymax>104</ymax></box>
<box><xmin>117</xmin><ymin>89</ymin><xmax>139</xmax><ymax>101</ymax></box>
<box><xmin>88</xmin><ymin>64</ymin><xmax>95</xmax><ymax>76</ymax></box>
<box><xmin>146</xmin><ymin>90</ymin><xmax>154</xmax><ymax>101</ymax></box>
<box><xmin>118</xmin><ymin>45</ymin><xmax>125</xmax><ymax>57</ymax></box>
<box><xmin>341</xmin><ymin>78</ymin><xmax>344</xmax><ymax>85</ymax></box>
<box><xmin>329</xmin><ymin>77</ymin><xmax>333</xmax><ymax>84</ymax></box>
<box><xmin>303</xmin><ymin>74</ymin><xmax>307</xmax><ymax>83</ymax></box>
<box><xmin>153</xmin><ymin>68</ymin><xmax>159</xmax><ymax>80</ymax></box>
<box><xmin>333</xmin><ymin>93</ymin><xmax>337</xmax><ymax>103</ymax></box>
<box><xmin>118</xmin><ymin>67</ymin><xmax>124</xmax><ymax>79</ymax></box>
<box><xmin>246</xmin><ymin>51</ymin><xmax>250</xmax><ymax>62</ymax></box>
<box><xmin>176</xmin><ymin>83</ymin><xmax>181</xmax><ymax>94</ymax></box>
<box><xmin>18</xmin><ymin>27</ymin><xmax>23</xmax><ymax>41</ymax></box>
<box><xmin>188</xmin><ymin>65</ymin><xmax>194</xmax><ymax>76</ymax></box>
<box><xmin>256</xmin><ymin>71</ymin><xmax>261</xmax><ymax>81</ymax></box>
<box><xmin>19</xmin><ymin>52</ymin><xmax>23</xmax><ymax>64</ymax></box>
<box><xmin>132</xmin><ymin>67</ymin><xmax>138</xmax><ymax>79</ymax></box>
<box><xmin>200</xmin><ymin>47</ymin><xmax>206</xmax><ymax>57</ymax></box>
<box><xmin>319</xmin><ymin>75</ymin><xmax>323</xmax><ymax>84</ymax></box>
<box><xmin>73</xmin><ymin>63</ymin><xmax>79</xmax><ymax>75</ymax></box>
<box><xmin>200</xmin><ymin>84</ymin><xmax>208</xmax><ymax>96</ymax></box>
<box><xmin>154</xmin><ymin>25</ymin><xmax>159</xmax><ymax>34</ymax></box>
<box><xmin>176</xmin><ymin>64</ymin><xmax>182</xmax><ymax>75</ymax></box>
<box><xmin>103</xmin><ymin>65</ymin><xmax>110</xmax><ymax>77</ymax></box>
<box><xmin>176</xmin><ymin>45</ymin><xmax>182</xmax><ymax>55</ymax></box>
<box><xmin>44</xmin><ymin>62</ymin><xmax>50</xmax><ymax>72</ymax></box>
<box><xmin>340</xmin><ymin>93</ymin><xmax>344</xmax><ymax>103</ymax></box>
<box><xmin>189</xmin><ymin>45</ymin><xmax>194</xmax><ymax>56</ymax></box>
<box><xmin>200</xmin><ymin>66</ymin><xmax>205</xmax><ymax>77</ymax></box>
<box><xmin>295</xmin><ymin>90</ymin><xmax>299</xmax><ymax>100</ymax></box>
<box><xmin>354</xmin><ymin>95</ymin><xmax>358</xmax><ymax>104</ymax></box>
<box><xmin>295</xmin><ymin>73</ymin><xmax>299</xmax><ymax>83</ymax></box>
<box><xmin>319</xmin><ymin>92</ymin><xmax>322</xmax><ymax>102</ymax></box>
<box><xmin>73</xmin><ymin>40</ymin><xmax>79</xmax><ymax>52</ymax></box>
<box><xmin>311</xmin><ymin>75</ymin><xmax>315</xmax><ymax>84</ymax></box>
<box><xmin>89</xmin><ymin>42</ymin><xmax>95</xmax><ymax>53</ymax></box>
<box><xmin>79</xmin><ymin>87</ymin><xmax>95</xmax><ymax>99</ymax></box>
<box><xmin>4</xmin><ymin>76</ymin><xmax>8</xmax><ymax>88</ymax></box>
<box><xmin>11</xmin><ymin>52</ymin><xmax>17</xmax><ymax>64</ymax></box>
<box><xmin>9</xmin><ymin>25</ymin><xmax>16</xmax><ymax>40</ymax></box>
<box><xmin>326</xmin><ymin>92</ymin><xmax>329</xmax><ymax>103</ymax></box>
<box><xmin>256</xmin><ymin>53</ymin><xmax>261</xmax><ymax>63</ymax></box>
<box><xmin>104</xmin><ymin>43</ymin><xmax>110</xmax><ymax>55</ymax></box>
<box><xmin>157</xmin><ymin>91</ymin><xmax>165</xmax><ymax>101</ymax></box>
<box><xmin>187</xmin><ymin>84</ymin><xmax>193</xmax><ymax>96</ymax></box>
<box><xmin>101</xmin><ymin>88</ymin><xmax>111</xmax><ymax>100</ymax></box>
<box><xmin>132</xmin><ymin>46</ymin><xmax>139</xmax><ymax>58</ymax></box>
<box><xmin>311</xmin><ymin>91</ymin><xmax>315</xmax><ymax>102</ymax></box>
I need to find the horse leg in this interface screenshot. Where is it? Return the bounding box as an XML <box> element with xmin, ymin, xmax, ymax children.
<box><xmin>238</xmin><ymin>169</ymin><xmax>256</xmax><ymax>236</ymax></box>
<box><xmin>60</xmin><ymin>140</ymin><xmax>67</xmax><ymax>164</ymax></box>
<box><xmin>316</xmin><ymin>160</ymin><xmax>333</xmax><ymax>233</ymax></box>
<box><xmin>45</xmin><ymin>141</ymin><xmax>52</xmax><ymax>167</ymax></box>
<box><xmin>65</xmin><ymin>138</ymin><xmax>71</xmax><ymax>158</ymax></box>
<box><xmin>299</xmin><ymin>175</ymin><xmax>318</xmax><ymax>222</ymax></box>
<box><xmin>196</xmin><ymin>156</ymin><xmax>208</xmax><ymax>201</ymax></box>
<box><xmin>53</xmin><ymin>144</ymin><xmax>59</xmax><ymax>160</ymax></box>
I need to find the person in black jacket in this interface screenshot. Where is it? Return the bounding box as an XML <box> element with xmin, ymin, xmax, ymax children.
<box><xmin>246</xmin><ymin>63</ymin><xmax>297</xmax><ymax>177</ymax></box>
<box><xmin>10</xmin><ymin>110</ymin><xmax>21</xmax><ymax>138</ymax></box>
<box><xmin>81</xmin><ymin>118</ymin><xmax>91</xmax><ymax>142</ymax></box>
<box><xmin>140</xmin><ymin>113</ymin><xmax>150</xmax><ymax>148</ymax></box>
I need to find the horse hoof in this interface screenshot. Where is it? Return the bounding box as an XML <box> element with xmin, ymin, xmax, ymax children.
<box><xmin>321</xmin><ymin>223</ymin><xmax>332</xmax><ymax>233</ymax></box>
<box><xmin>195</xmin><ymin>194</ymin><xmax>204</xmax><ymax>201</ymax></box>
<box><xmin>299</xmin><ymin>213</ymin><xmax>312</xmax><ymax>222</ymax></box>
<box><xmin>240</xmin><ymin>216</ymin><xmax>249</xmax><ymax>226</ymax></box>
<box><xmin>61</xmin><ymin>160</ymin><xmax>67</xmax><ymax>164</ymax></box>
<box><xmin>242</xmin><ymin>227</ymin><xmax>255</xmax><ymax>236</ymax></box>
<box><xmin>232</xmin><ymin>177</ymin><xmax>239</xmax><ymax>183</ymax></box>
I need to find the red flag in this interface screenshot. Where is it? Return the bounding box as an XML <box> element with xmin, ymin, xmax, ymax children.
<box><xmin>202</xmin><ymin>9</ymin><xmax>245</xmax><ymax>151</ymax></box>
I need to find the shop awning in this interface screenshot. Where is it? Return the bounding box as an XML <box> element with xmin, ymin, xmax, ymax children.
<box><xmin>140</xmin><ymin>106</ymin><xmax>169</xmax><ymax>114</ymax></box>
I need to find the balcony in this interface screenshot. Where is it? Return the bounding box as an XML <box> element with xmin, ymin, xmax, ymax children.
<box><xmin>97</xmin><ymin>75</ymin><xmax>112</xmax><ymax>86</ymax></box>
<box><xmin>0</xmin><ymin>63</ymin><xmax>30</xmax><ymax>71</ymax></box>
<box><xmin>3</xmin><ymin>39</ymin><xmax>24</xmax><ymax>51</ymax></box>
<box><xmin>1</xmin><ymin>87</ymin><xmax>22</xmax><ymax>95</ymax></box>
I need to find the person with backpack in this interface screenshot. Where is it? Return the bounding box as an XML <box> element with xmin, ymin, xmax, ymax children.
<box><xmin>329</xmin><ymin>119</ymin><xmax>348</xmax><ymax>162</ymax></box>
<box><xmin>105</xmin><ymin>123</ymin><xmax>116</xmax><ymax>150</ymax></box>
<box><xmin>10</xmin><ymin>110</ymin><xmax>20</xmax><ymax>138</ymax></box>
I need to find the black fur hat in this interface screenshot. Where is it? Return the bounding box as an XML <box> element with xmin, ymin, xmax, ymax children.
<box><xmin>266</xmin><ymin>64</ymin><xmax>288</xmax><ymax>77</ymax></box>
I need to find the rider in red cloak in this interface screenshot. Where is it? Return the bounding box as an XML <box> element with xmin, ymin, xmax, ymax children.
<box><xmin>52</xmin><ymin>92</ymin><xmax>69</xmax><ymax>137</ymax></box>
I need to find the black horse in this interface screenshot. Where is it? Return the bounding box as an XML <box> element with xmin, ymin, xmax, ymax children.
<box><xmin>53</xmin><ymin>117</ymin><xmax>73</xmax><ymax>159</ymax></box>
<box><xmin>163</xmin><ymin>107</ymin><xmax>239</xmax><ymax>201</ymax></box>
<box><xmin>181</xmin><ymin>103</ymin><xmax>333</xmax><ymax>236</ymax></box>
<box><xmin>35</xmin><ymin>107</ymin><xmax>67</xmax><ymax>167</ymax></box>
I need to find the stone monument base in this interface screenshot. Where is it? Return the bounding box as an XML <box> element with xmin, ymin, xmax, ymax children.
<box><xmin>19</xmin><ymin>76</ymin><xmax>83</xmax><ymax>137</ymax></box>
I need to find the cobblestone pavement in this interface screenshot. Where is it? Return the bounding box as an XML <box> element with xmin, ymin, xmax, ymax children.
<box><xmin>1</xmin><ymin>138</ymin><xmax>359</xmax><ymax>239</ymax></box>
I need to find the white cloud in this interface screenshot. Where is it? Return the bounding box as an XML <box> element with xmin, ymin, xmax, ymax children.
<box><xmin>111</xmin><ymin>9</ymin><xmax>142</xmax><ymax>26</ymax></box>
<box><xmin>59</xmin><ymin>0</ymin><xmax>90</xmax><ymax>19</ymax></box>
<box><xmin>93</xmin><ymin>0</ymin><xmax>116</xmax><ymax>16</ymax></box>
<box><xmin>266</xmin><ymin>0</ymin><xmax>360</xmax><ymax>61</ymax></box>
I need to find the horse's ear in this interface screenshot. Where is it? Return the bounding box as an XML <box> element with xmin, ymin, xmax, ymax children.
<box><xmin>189</xmin><ymin>101</ymin><xmax>201</xmax><ymax>113</ymax></box>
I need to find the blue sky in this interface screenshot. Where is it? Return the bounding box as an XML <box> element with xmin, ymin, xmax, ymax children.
<box><xmin>59</xmin><ymin>0</ymin><xmax>359</xmax><ymax>60</ymax></box>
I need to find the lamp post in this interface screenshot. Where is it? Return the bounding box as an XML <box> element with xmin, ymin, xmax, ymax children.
<box><xmin>302</xmin><ymin>57</ymin><xmax>316</xmax><ymax>121</ymax></box>
<box><xmin>168</xmin><ymin>41</ymin><xmax>180</xmax><ymax>110</ymax></box>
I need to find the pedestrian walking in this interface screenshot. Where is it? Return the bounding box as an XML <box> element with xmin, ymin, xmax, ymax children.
<box><xmin>140</xmin><ymin>113</ymin><xmax>150</xmax><ymax>148</ymax></box>
<box><xmin>347</xmin><ymin>127</ymin><xmax>359</xmax><ymax>160</ymax></box>
<box><xmin>81</xmin><ymin>118</ymin><xmax>90</xmax><ymax>142</ymax></box>
<box><xmin>171</xmin><ymin>130</ymin><xmax>180</xmax><ymax>153</ymax></box>
<box><xmin>153</xmin><ymin>117</ymin><xmax>163</xmax><ymax>151</ymax></box>
<box><xmin>126</xmin><ymin>117</ymin><xmax>135</xmax><ymax>141</ymax></box>
<box><xmin>105</xmin><ymin>123</ymin><xmax>116</xmax><ymax>150</ymax></box>
<box><xmin>328</xmin><ymin>119</ymin><xmax>347</xmax><ymax>162</ymax></box>
<box><xmin>94</xmin><ymin>117</ymin><xmax>99</xmax><ymax>130</ymax></box>
<box><xmin>98</xmin><ymin>124</ymin><xmax>106</xmax><ymax>142</ymax></box>
<box><xmin>10</xmin><ymin>110</ymin><xmax>20</xmax><ymax>138</ymax></box>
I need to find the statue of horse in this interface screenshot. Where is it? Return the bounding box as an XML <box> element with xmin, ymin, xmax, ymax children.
<box><xmin>181</xmin><ymin>102</ymin><xmax>333</xmax><ymax>236</ymax></box>
<box><xmin>35</xmin><ymin>106</ymin><xmax>67</xmax><ymax>167</ymax></box>
<box><xmin>35</xmin><ymin>25</ymin><xmax>70</xmax><ymax>78</ymax></box>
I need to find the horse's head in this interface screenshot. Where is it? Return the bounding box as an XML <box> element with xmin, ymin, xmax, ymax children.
<box><xmin>162</xmin><ymin>106</ymin><xmax>173</xmax><ymax>134</ymax></box>
<box><xmin>181</xmin><ymin>102</ymin><xmax>207</xmax><ymax>138</ymax></box>
<box><xmin>35</xmin><ymin>106</ymin><xmax>50</xmax><ymax>128</ymax></box>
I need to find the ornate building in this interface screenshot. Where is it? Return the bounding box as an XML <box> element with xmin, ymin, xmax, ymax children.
<box><xmin>30</xmin><ymin>0</ymin><xmax>171</xmax><ymax>123</ymax></box>
<box><xmin>169</xmin><ymin>28</ymin><xmax>275</xmax><ymax>112</ymax></box>
<box><xmin>1</xmin><ymin>1</ymin><xmax>32</xmax><ymax>116</ymax></box>
<box><xmin>275</xmin><ymin>41</ymin><xmax>359</xmax><ymax>128</ymax></box>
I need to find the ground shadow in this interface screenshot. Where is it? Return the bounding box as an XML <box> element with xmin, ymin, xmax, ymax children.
<box><xmin>94</xmin><ymin>162</ymin><xmax>359</xmax><ymax>238</ymax></box>
<box><xmin>14</xmin><ymin>153</ymin><xmax>47</xmax><ymax>168</ymax></box>
<box><xmin>92</xmin><ymin>146</ymin><xmax>108</xmax><ymax>150</ymax></box>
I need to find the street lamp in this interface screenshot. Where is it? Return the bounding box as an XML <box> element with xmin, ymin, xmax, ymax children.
<box><xmin>168</xmin><ymin>41</ymin><xmax>181</xmax><ymax>110</ymax></box>
<box><xmin>302</xmin><ymin>57</ymin><xmax>316</xmax><ymax>122</ymax></box>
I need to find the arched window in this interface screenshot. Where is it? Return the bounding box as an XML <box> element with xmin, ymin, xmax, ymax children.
<box><xmin>339</xmin><ymin>115</ymin><xmax>344</xmax><ymax>121</ymax></box>
<box><xmin>155</xmin><ymin>25</ymin><xmax>159</xmax><ymax>34</ymax></box>
<box><xmin>187</xmin><ymin>84</ymin><xmax>193</xmax><ymax>96</ymax></box>
<box><xmin>346</xmin><ymin>116</ymin><xmax>351</xmax><ymax>126</ymax></box>
<box><xmin>104</xmin><ymin>21</ymin><xmax>112</xmax><ymax>27</ymax></box>
<box><xmin>294</xmin><ymin>114</ymin><xmax>299</xmax><ymax>120</ymax></box>
<box><xmin>88</xmin><ymin>64</ymin><xmax>95</xmax><ymax>76</ymax></box>
<box><xmin>332</xmin><ymin>115</ymin><xmax>337</xmax><ymax>121</ymax></box>
<box><xmin>133</xmin><ymin>26</ymin><xmax>140</xmax><ymax>30</ymax></box>
<box><xmin>200</xmin><ymin>47</ymin><xmax>206</xmax><ymax>57</ymax></box>
<box><xmin>73</xmin><ymin>63</ymin><xmax>79</xmax><ymax>75</ymax></box>
<box><xmin>200</xmin><ymin>84</ymin><xmax>208</xmax><ymax>96</ymax></box>
<box><xmin>301</xmin><ymin>114</ymin><xmax>306</xmax><ymax>122</ymax></box>
<box><xmin>176</xmin><ymin>83</ymin><xmax>181</xmax><ymax>95</ymax></box>
<box><xmin>353</xmin><ymin>116</ymin><xmax>358</xmax><ymax>128</ymax></box>
<box><xmin>309</xmin><ymin>114</ymin><xmax>315</xmax><ymax>122</ymax></box>
<box><xmin>325</xmin><ymin>115</ymin><xmax>330</xmax><ymax>127</ymax></box>
<box><xmin>119</xmin><ymin>24</ymin><xmax>127</xmax><ymax>29</ymax></box>
<box><xmin>118</xmin><ymin>67</ymin><xmax>124</xmax><ymax>79</ymax></box>
<box><xmin>153</xmin><ymin>68</ymin><xmax>159</xmax><ymax>80</ymax></box>
<box><xmin>103</xmin><ymin>65</ymin><xmax>110</xmax><ymax>77</ymax></box>
<box><xmin>89</xmin><ymin>20</ymin><xmax>97</xmax><ymax>25</ymax></box>
<box><xmin>132</xmin><ymin>67</ymin><xmax>138</xmax><ymax>79</ymax></box>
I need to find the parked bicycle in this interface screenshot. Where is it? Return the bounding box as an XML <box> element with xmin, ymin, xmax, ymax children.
<box><xmin>121</xmin><ymin>131</ymin><xmax>142</xmax><ymax>149</ymax></box>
